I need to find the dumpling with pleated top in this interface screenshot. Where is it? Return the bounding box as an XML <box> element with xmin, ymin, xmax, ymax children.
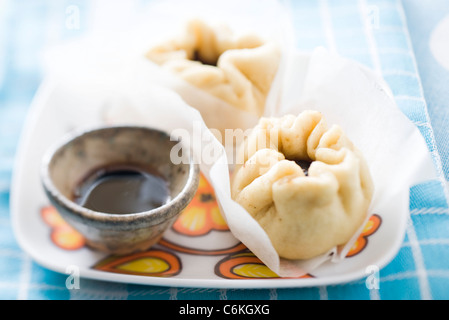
<box><xmin>231</xmin><ymin>110</ymin><xmax>375</xmax><ymax>260</ymax></box>
<box><xmin>145</xmin><ymin>19</ymin><xmax>281</xmax><ymax>119</ymax></box>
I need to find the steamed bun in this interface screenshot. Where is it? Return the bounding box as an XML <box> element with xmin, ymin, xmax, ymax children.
<box><xmin>231</xmin><ymin>110</ymin><xmax>374</xmax><ymax>260</ymax></box>
<box><xmin>146</xmin><ymin>19</ymin><xmax>281</xmax><ymax>117</ymax></box>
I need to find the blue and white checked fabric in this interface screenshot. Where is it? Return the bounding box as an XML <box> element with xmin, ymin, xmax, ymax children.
<box><xmin>403</xmin><ymin>0</ymin><xmax>449</xmax><ymax>183</ymax></box>
<box><xmin>1</xmin><ymin>0</ymin><xmax>448</xmax><ymax>300</ymax></box>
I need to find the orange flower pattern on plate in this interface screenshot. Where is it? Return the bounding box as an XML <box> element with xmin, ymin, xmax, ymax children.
<box><xmin>172</xmin><ymin>174</ymin><xmax>228</xmax><ymax>236</ymax></box>
<box><xmin>215</xmin><ymin>252</ymin><xmax>313</xmax><ymax>279</ymax></box>
<box><xmin>93</xmin><ymin>249</ymin><xmax>181</xmax><ymax>277</ymax></box>
<box><xmin>40</xmin><ymin>206</ymin><xmax>85</xmax><ymax>251</ymax></box>
<box><xmin>346</xmin><ymin>214</ymin><xmax>382</xmax><ymax>257</ymax></box>
<box><xmin>159</xmin><ymin>238</ymin><xmax>247</xmax><ymax>256</ymax></box>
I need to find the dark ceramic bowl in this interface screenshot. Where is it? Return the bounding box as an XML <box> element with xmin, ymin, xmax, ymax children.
<box><xmin>41</xmin><ymin>125</ymin><xmax>199</xmax><ymax>255</ymax></box>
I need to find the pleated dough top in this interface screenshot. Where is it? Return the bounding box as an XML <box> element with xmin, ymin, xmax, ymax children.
<box><xmin>146</xmin><ymin>19</ymin><xmax>281</xmax><ymax>117</ymax></box>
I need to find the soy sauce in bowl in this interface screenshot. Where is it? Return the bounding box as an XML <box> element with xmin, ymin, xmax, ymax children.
<box><xmin>73</xmin><ymin>164</ymin><xmax>171</xmax><ymax>215</ymax></box>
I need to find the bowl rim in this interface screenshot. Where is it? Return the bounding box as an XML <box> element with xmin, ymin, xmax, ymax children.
<box><xmin>40</xmin><ymin>124</ymin><xmax>200</xmax><ymax>224</ymax></box>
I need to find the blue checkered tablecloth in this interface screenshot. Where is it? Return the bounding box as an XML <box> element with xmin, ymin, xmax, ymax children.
<box><xmin>1</xmin><ymin>0</ymin><xmax>448</xmax><ymax>300</ymax></box>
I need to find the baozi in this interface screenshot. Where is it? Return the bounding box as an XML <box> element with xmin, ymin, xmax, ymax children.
<box><xmin>146</xmin><ymin>19</ymin><xmax>281</xmax><ymax>117</ymax></box>
<box><xmin>231</xmin><ymin>110</ymin><xmax>374</xmax><ymax>260</ymax></box>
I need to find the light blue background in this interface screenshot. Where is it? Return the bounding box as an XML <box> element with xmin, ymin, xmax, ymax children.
<box><xmin>403</xmin><ymin>0</ymin><xmax>449</xmax><ymax>181</ymax></box>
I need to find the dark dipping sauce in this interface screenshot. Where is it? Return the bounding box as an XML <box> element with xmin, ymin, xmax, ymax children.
<box><xmin>73</xmin><ymin>165</ymin><xmax>171</xmax><ymax>214</ymax></box>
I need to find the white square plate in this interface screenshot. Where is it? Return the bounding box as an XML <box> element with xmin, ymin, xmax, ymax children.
<box><xmin>10</xmin><ymin>77</ymin><xmax>405</xmax><ymax>289</ymax></box>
